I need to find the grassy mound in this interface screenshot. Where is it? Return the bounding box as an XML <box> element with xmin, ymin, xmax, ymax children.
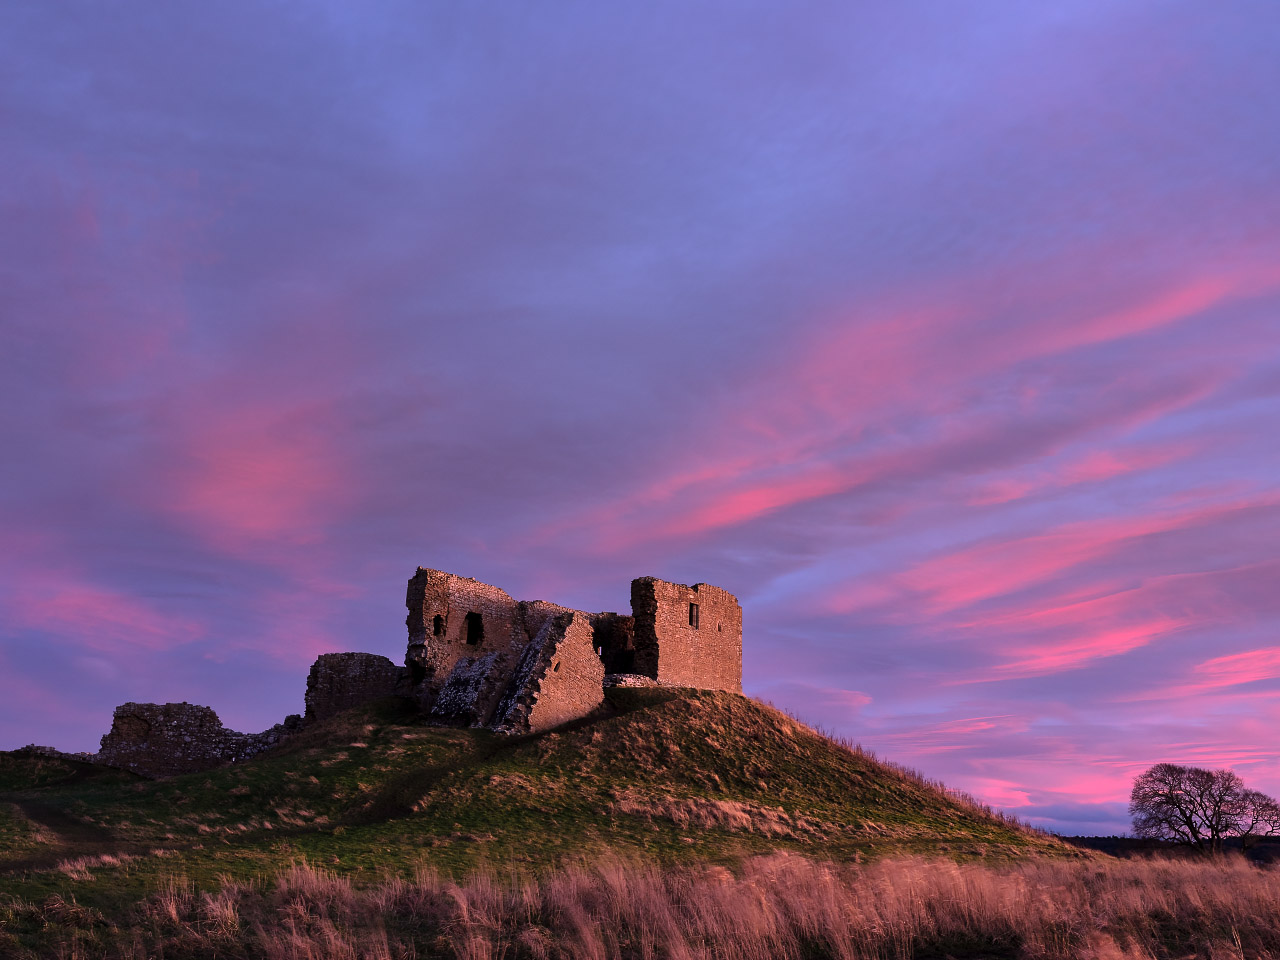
<box><xmin>0</xmin><ymin>689</ymin><xmax>1071</xmax><ymax>913</ymax></box>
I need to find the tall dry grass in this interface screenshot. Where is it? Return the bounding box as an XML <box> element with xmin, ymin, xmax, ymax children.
<box><xmin>10</xmin><ymin>853</ymin><xmax>1280</xmax><ymax>959</ymax></box>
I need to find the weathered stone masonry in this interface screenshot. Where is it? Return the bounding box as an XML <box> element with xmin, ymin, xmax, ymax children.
<box><xmin>91</xmin><ymin>568</ymin><xmax>742</xmax><ymax>777</ymax></box>
<box><xmin>306</xmin><ymin>652</ymin><xmax>410</xmax><ymax>722</ymax></box>
<box><xmin>96</xmin><ymin>702</ymin><xmax>301</xmax><ymax>779</ymax></box>
<box><xmin>631</xmin><ymin>578</ymin><xmax>742</xmax><ymax>692</ymax></box>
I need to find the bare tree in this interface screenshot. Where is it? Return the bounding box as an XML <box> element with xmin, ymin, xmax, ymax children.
<box><xmin>1231</xmin><ymin>789</ymin><xmax>1280</xmax><ymax>851</ymax></box>
<box><xmin>1130</xmin><ymin>763</ymin><xmax>1280</xmax><ymax>853</ymax></box>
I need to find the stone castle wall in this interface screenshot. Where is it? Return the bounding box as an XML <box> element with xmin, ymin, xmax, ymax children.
<box><xmin>405</xmin><ymin>570</ymin><xmax>522</xmax><ymax>701</ymax></box>
<box><xmin>632</xmin><ymin>578</ymin><xmax>743</xmax><ymax>692</ymax></box>
<box><xmin>406</xmin><ymin>568</ymin><xmax>742</xmax><ymax>726</ymax></box>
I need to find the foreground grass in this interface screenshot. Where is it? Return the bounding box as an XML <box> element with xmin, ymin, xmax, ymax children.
<box><xmin>4</xmin><ymin>852</ymin><xmax>1280</xmax><ymax>958</ymax></box>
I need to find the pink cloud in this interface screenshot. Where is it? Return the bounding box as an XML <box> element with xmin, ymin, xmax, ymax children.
<box><xmin>957</xmin><ymin>778</ymin><xmax>1033</xmax><ymax>808</ymax></box>
<box><xmin>4</xmin><ymin>573</ymin><xmax>204</xmax><ymax>654</ymax></box>
<box><xmin>752</xmin><ymin>681</ymin><xmax>873</xmax><ymax>734</ymax></box>
<box><xmin>896</xmin><ymin>512</ymin><xmax>1178</xmax><ymax>616</ymax></box>
<box><xmin>968</xmin><ymin>441</ymin><xmax>1197</xmax><ymax>506</ymax></box>
<box><xmin>522</xmin><ymin>262</ymin><xmax>1273</xmax><ymax>560</ymax></box>
<box><xmin>1193</xmin><ymin>646</ymin><xmax>1280</xmax><ymax>688</ymax></box>
<box><xmin>1036</xmin><ymin>273</ymin><xmax>1240</xmax><ymax>356</ymax></box>
<box><xmin>168</xmin><ymin>423</ymin><xmax>343</xmax><ymax>542</ymax></box>
<box><xmin>142</xmin><ymin>393</ymin><xmax>357</xmax><ymax>556</ymax></box>
<box><xmin>985</xmin><ymin>617</ymin><xmax>1186</xmax><ymax>679</ymax></box>
<box><xmin>906</xmin><ymin>494</ymin><xmax>1280</xmax><ymax>619</ymax></box>
<box><xmin>873</xmin><ymin>715</ymin><xmax>1029</xmax><ymax>756</ymax></box>
<box><xmin>1127</xmin><ymin>646</ymin><xmax>1280</xmax><ymax>702</ymax></box>
<box><xmin>232</xmin><ymin>578</ymin><xmax>369</xmax><ymax>666</ymax></box>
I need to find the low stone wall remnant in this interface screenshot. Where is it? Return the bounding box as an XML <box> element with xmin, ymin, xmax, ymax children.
<box><xmin>96</xmin><ymin>702</ymin><xmax>301</xmax><ymax>779</ymax></box>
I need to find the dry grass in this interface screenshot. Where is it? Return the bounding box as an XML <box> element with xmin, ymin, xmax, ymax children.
<box><xmin>612</xmin><ymin>792</ymin><xmax>828</xmax><ymax>838</ymax></box>
<box><xmin>12</xmin><ymin>853</ymin><xmax>1280</xmax><ymax>958</ymax></box>
<box><xmin>53</xmin><ymin>852</ymin><xmax>139</xmax><ymax>882</ymax></box>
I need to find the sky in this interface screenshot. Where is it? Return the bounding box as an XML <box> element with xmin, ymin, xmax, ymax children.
<box><xmin>2</xmin><ymin>2</ymin><xmax>1279</xmax><ymax>836</ymax></box>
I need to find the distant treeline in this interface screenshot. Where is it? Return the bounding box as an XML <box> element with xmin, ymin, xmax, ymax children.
<box><xmin>1063</xmin><ymin>834</ymin><xmax>1280</xmax><ymax>862</ymax></box>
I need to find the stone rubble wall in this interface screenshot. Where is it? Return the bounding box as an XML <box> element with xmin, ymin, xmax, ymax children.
<box><xmin>12</xmin><ymin>744</ymin><xmax>96</xmax><ymax>762</ymax></box>
<box><xmin>304</xmin><ymin>652</ymin><xmax>409</xmax><ymax>722</ymax></box>
<box><xmin>95</xmin><ymin>702</ymin><xmax>301</xmax><ymax>779</ymax></box>
<box><xmin>429</xmin><ymin>650</ymin><xmax>512</xmax><ymax>726</ymax></box>
<box><xmin>602</xmin><ymin>673</ymin><xmax>665</xmax><ymax>688</ymax></box>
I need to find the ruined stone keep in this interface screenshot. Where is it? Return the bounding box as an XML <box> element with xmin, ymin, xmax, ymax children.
<box><xmin>91</xmin><ymin>568</ymin><xmax>742</xmax><ymax>777</ymax></box>
<box><xmin>403</xmin><ymin>569</ymin><xmax>742</xmax><ymax>732</ymax></box>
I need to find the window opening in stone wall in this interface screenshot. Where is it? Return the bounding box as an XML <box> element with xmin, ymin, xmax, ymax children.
<box><xmin>689</xmin><ymin>603</ymin><xmax>700</xmax><ymax>628</ymax></box>
<box><xmin>553</xmin><ymin>661</ymin><xmax>561</xmax><ymax>672</ymax></box>
<box><xmin>432</xmin><ymin>615</ymin><xmax>445</xmax><ymax>637</ymax></box>
<box><xmin>464</xmin><ymin>611</ymin><xmax>484</xmax><ymax>645</ymax></box>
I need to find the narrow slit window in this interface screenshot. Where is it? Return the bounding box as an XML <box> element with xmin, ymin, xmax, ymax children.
<box><xmin>689</xmin><ymin>602</ymin><xmax>700</xmax><ymax>629</ymax></box>
<box><xmin>432</xmin><ymin>614</ymin><xmax>445</xmax><ymax>637</ymax></box>
<box><xmin>464</xmin><ymin>611</ymin><xmax>484</xmax><ymax>645</ymax></box>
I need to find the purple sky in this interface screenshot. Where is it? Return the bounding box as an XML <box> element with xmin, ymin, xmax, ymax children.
<box><xmin>4</xmin><ymin>3</ymin><xmax>1280</xmax><ymax>835</ymax></box>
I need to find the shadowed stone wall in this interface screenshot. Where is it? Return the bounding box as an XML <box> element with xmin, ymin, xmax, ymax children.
<box><xmin>593</xmin><ymin>612</ymin><xmax>637</xmax><ymax>674</ymax></box>
<box><xmin>96</xmin><ymin>703</ymin><xmax>300</xmax><ymax>778</ymax></box>
<box><xmin>304</xmin><ymin>653</ymin><xmax>409</xmax><ymax>722</ymax></box>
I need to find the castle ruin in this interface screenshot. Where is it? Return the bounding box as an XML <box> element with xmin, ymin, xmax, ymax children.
<box><xmin>92</xmin><ymin>569</ymin><xmax>742</xmax><ymax>777</ymax></box>
<box><xmin>403</xmin><ymin>569</ymin><xmax>742</xmax><ymax>731</ymax></box>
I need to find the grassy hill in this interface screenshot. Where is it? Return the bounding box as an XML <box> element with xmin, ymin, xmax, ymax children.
<box><xmin>0</xmin><ymin>688</ymin><xmax>1078</xmax><ymax>956</ymax></box>
<box><xmin>8</xmin><ymin>729</ymin><xmax>1275</xmax><ymax>960</ymax></box>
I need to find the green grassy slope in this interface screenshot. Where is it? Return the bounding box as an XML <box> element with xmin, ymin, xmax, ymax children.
<box><xmin>0</xmin><ymin>689</ymin><xmax>1074</xmax><ymax>911</ymax></box>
